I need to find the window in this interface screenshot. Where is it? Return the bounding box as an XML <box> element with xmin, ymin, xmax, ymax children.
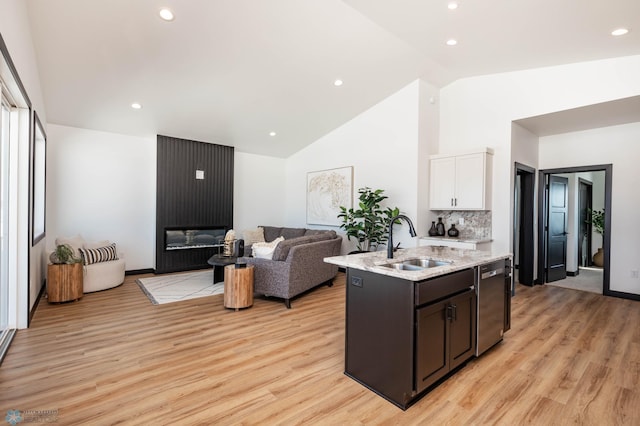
<box><xmin>0</xmin><ymin>33</ymin><xmax>32</xmax><ymax>360</ymax></box>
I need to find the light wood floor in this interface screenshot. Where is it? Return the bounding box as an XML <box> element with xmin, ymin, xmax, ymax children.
<box><xmin>1</xmin><ymin>272</ymin><xmax>639</xmax><ymax>425</ymax></box>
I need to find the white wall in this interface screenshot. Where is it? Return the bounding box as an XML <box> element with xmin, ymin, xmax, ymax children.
<box><xmin>234</xmin><ymin>152</ymin><xmax>286</xmax><ymax>232</ymax></box>
<box><xmin>1</xmin><ymin>0</ymin><xmax>48</xmax><ymax>318</ymax></box>
<box><xmin>284</xmin><ymin>80</ymin><xmax>438</xmax><ymax>253</ymax></box>
<box><xmin>440</xmin><ymin>55</ymin><xmax>640</xmax><ymax>257</ymax></box>
<box><xmin>46</xmin><ymin>125</ymin><xmax>286</xmax><ymax>270</ymax></box>
<box><xmin>46</xmin><ymin>125</ymin><xmax>156</xmax><ymax>270</ymax></box>
<box><xmin>511</xmin><ymin>123</ymin><xmax>539</xmax><ymax>277</ymax></box>
<box><xmin>539</xmin><ymin>122</ymin><xmax>640</xmax><ymax>294</ymax></box>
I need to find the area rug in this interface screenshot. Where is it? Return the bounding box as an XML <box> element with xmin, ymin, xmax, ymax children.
<box><xmin>136</xmin><ymin>270</ymin><xmax>223</xmax><ymax>305</ymax></box>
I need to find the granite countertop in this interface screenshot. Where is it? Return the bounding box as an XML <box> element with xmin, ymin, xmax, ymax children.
<box><xmin>324</xmin><ymin>246</ymin><xmax>511</xmax><ymax>281</ymax></box>
<box><xmin>419</xmin><ymin>236</ymin><xmax>492</xmax><ymax>244</ymax></box>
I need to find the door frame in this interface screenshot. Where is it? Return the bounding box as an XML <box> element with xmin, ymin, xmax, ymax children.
<box><xmin>537</xmin><ymin>164</ymin><xmax>612</xmax><ymax>295</ymax></box>
<box><xmin>513</xmin><ymin>162</ymin><xmax>535</xmax><ymax>287</ymax></box>
<box><xmin>577</xmin><ymin>178</ymin><xmax>593</xmax><ymax>269</ymax></box>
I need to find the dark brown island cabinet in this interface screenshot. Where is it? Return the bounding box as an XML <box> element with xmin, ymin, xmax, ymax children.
<box><xmin>345</xmin><ymin>265</ymin><xmax>509</xmax><ymax>410</ymax></box>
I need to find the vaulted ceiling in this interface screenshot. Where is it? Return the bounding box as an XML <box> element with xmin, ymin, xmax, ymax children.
<box><xmin>26</xmin><ymin>0</ymin><xmax>640</xmax><ymax>157</ymax></box>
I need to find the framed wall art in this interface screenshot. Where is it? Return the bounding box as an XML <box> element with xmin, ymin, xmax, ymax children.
<box><xmin>31</xmin><ymin>111</ymin><xmax>46</xmax><ymax>245</ymax></box>
<box><xmin>307</xmin><ymin>166</ymin><xmax>353</xmax><ymax>226</ymax></box>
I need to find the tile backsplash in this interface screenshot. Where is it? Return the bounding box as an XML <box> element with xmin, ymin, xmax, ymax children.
<box><xmin>429</xmin><ymin>211</ymin><xmax>492</xmax><ymax>240</ymax></box>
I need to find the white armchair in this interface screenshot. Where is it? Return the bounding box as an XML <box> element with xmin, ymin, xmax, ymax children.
<box><xmin>53</xmin><ymin>235</ymin><xmax>126</xmax><ymax>293</ymax></box>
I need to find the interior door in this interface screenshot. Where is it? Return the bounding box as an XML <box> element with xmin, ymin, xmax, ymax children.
<box><xmin>546</xmin><ymin>175</ymin><xmax>568</xmax><ymax>282</ymax></box>
<box><xmin>515</xmin><ymin>165</ymin><xmax>535</xmax><ymax>286</ymax></box>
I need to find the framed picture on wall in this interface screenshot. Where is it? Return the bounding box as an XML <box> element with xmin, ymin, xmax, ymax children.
<box><xmin>31</xmin><ymin>111</ymin><xmax>46</xmax><ymax>246</ymax></box>
<box><xmin>307</xmin><ymin>166</ymin><xmax>353</xmax><ymax>226</ymax></box>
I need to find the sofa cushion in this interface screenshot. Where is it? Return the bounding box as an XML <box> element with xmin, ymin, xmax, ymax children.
<box><xmin>304</xmin><ymin>229</ymin><xmax>337</xmax><ymax>238</ymax></box>
<box><xmin>271</xmin><ymin>233</ymin><xmax>333</xmax><ymax>261</ymax></box>
<box><xmin>78</xmin><ymin>243</ymin><xmax>119</xmax><ymax>265</ymax></box>
<box><xmin>252</xmin><ymin>236</ymin><xmax>284</xmax><ymax>259</ymax></box>
<box><xmin>280</xmin><ymin>227</ymin><xmax>306</xmax><ymax>239</ymax></box>
<box><xmin>261</xmin><ymin>226</ymin><xmax>283</xmax><ymax>242</ymax></box>
<box><xmin>83</xmin><ymin>240</ymin><xmax>111</xmax><ymax>249</ymax></box>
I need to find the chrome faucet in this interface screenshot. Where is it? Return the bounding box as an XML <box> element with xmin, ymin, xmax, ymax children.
<box><xmin>387</xmin><ymin>215</ymin><xmax>417</xmax><ymax>259</ymax></box>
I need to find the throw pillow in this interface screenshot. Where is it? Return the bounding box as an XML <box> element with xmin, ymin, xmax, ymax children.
<box><xmin>252</xmin><ymin>236</ymin><xmax>284</xmax><ymax>259</ymax></box>
<box><xmin>78</xmin><ymin>243</ymin><xmax>118</xmax><ymax>265</ymax></box>
<box><xmin>243</xmin><ymin>227</ymin><xmax>265</xmax><ymax>246</ymax></box>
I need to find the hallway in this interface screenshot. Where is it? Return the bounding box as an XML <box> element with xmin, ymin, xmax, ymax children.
<box><xmin>546</xmin><ymin>267</ymin><xmax>603</xmax><ymax>294</ymax></box>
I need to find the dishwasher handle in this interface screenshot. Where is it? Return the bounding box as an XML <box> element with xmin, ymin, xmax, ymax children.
<box><xmin>480</xmin><ymin>267</ymin><xmax>504</xmax><ymax>280</ymax></box>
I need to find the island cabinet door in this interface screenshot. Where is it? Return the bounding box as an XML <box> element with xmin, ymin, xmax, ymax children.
<box><xmin>415</xmin><ymin>289</ymin><xmax>476</xmax><ymax>394</ymax></box>
<box><xmin>415</xmin><ymin>301</ymin><xmax>449</xmax><ymax>393</ymax></box>
<box><xmin>448</xmin><ymin>289</ymin><xmax>477</xmax><ymax>370</ymax></box>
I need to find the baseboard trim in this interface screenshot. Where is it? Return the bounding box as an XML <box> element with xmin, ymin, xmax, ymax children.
<box><xmin>567</xmin><ymin>270</ymin><xmax>579</xmax><ymax>277</ymax></box>
<box><xmin>125</xmin><ymin>268</ymin><xmax>154</xmax><ymax>276</ymax></box>
<box><xmin>29</xmin><ymin>282</ymin><xmax>47</xmax><ymax>326</ymax></box>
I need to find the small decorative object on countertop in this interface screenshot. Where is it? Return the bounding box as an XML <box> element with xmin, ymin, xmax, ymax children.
<box><xmin>436</xmin><ymin>217</ymin><xmax>445</xmax><ymax>236</ymax></box>
<box><xmin>447</xmin><ymin>224</ymin><xmax>459</xmax><ymax>237</ymax></box>
<box><xmin>428</xmin><ymin>221</ymin><xmax>438</xmax><ymax>236</ymax></box>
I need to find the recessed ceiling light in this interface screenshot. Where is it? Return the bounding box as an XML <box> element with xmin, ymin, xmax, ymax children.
<box><xmin>269</xmin><ymin>131</ymin><xmax>276</xmax><ymax>137</ymax></box>
<box><xmin>334</xmin><ymin>79</ymin><xmax>343</xmax><ymax>87</ymax></box>
<box><xmin>159</xmin><ymin>8</ymin><xmax>175</xmax><ymax>21</ymax></box>
<box><xmin>446</xmin><ymin>39</ymin><xmax>458</xmax><ymax>46</ymax></box>
<box><xmin>611</xmin><ymin>28</ymin><xmax>629</xmax><ymax>36</ymax></box>
<box><xmin>448</xmin><ymin>2</ymin><xmax>459</xmax><ymax>10</ymax></box>
<box><xmin>131</xmin><ymin>102</ymin><xmax>142</xmax><ymax>109</ymax></box>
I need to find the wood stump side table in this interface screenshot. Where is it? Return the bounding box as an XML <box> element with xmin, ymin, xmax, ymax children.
<box><xmin>47</xmin><ymin>263</ymin><xmax>84</xmax><ymax>303</ymax></box>
<box><xmin>223</xmin><ymin>264</ymin><xmax>254</xmax><ymax>311</ymax></box>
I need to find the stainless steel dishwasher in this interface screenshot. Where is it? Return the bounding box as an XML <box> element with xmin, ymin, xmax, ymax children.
<box><xmin>476</xmin><ymin>259</ymin><xmax>510</xmax><ymax>356</ymax></box>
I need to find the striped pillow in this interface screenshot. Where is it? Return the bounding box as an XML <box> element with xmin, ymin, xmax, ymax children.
<box><xmin>79</xmin><ymin>243</ymin><xmax>118</xmax><ymax>265</ymax></box>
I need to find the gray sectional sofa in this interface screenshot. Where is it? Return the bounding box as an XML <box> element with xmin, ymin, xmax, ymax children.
<box><xmin>244</xmin><ymin>226</ymin><xmax>342</xmax><ymax>308</ymax></box>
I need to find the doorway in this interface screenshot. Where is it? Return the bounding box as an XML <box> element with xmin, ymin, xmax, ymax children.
<box><xmin>537</xmin><ymin>165</ymin><xmax>612</xmax><ymax>296</ymax></box>
<box><xmin>513</xmin><ymin>163</ymin><xmax>535</xmax><ymax>287</ymax></box>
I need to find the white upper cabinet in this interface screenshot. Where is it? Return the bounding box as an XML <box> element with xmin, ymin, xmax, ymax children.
<box><xmin>429</xmin><ymin>149</ymin><xmax>493</xmax><ymax>210</ymax></box>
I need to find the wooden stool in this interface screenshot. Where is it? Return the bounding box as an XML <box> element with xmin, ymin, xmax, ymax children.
<box><xmin>223</xmin><ymin>264</ymin><xmax>254</xmax><ymax>311</ymax></box>
<box><xmin>47</xmin><ymin>263</ymin><xmax>84</xmax><ymax>303</ymax></box>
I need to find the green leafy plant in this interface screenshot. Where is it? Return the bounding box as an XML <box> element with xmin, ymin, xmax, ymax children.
<box><xmin>338</xmin><ymin>187</ymin><xmax>400</xmax><ymax>252</ymax></box>
<box><xmin>49</xmin><ymin>244</ymin><xmax>82</xmax><ymax>264</ymax></box>
<box><xmin>586</xmin><ymin>208</ymin><xmax>605</xmax><ymax>235</ymax></box>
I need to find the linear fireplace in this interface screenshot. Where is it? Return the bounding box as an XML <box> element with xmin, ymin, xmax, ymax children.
<box><xmin>155</xmin><ymin>135</ymin><xmax>234</xmax><ymax>273</ymax></box>
<box><xmin>165</xmin><ymin>227</ymin><xmax>227</xmax><ymax>251</ymax></box>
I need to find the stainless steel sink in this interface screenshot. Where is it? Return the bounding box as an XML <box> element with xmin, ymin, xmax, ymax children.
<box><xmin>381</xmin><ymin>263</ymin><xmax>426</xmax><ymax>271</ymax></box>
<box><xmin>379</xmin><ymin>258</ymin><xmax>452</xmax><ymax>271</ymax></box>
<box><xmin>402</xmin><ymin>258</ymin><xmax>452</xmax><ymax>268</ymax></box>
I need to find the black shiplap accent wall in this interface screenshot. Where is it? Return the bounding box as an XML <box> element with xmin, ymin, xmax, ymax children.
<box><xmin>156</xmin><ymin>135</ymin><xmax>234</xmax><ymax>273</ymax></box>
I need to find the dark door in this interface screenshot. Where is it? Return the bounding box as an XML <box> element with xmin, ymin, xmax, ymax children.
<box><xmin>578</xmin><ymin>179</ymin><xmax>593</xmax><ymax>267</ymax></box>
<box><xmin>547</xmin><ymin>175</ymin><xmax>569</xmax><ymax>282</ymax></box>
<box><xmin>515</xmin><ymin>165</ymin><xmax>535</xmax><ymax>286</ymax></box>
<box><xmin>448</xmin><ymin>289</ymin><xmax>476</xmax><ymax>370</ymax></box>
<box><xmin>415</xmin><ymin>301</ymin><xmax>448</xmax><ymax>393</ymax></box>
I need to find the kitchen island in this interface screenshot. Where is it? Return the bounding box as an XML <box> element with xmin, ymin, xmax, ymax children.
<box><xmin>324</xmin><ymin>246</ymin><xmax>511</xmax><ymax>410</ymax></box>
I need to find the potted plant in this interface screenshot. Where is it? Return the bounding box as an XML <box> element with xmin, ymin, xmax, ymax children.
<box><xmin>586</xmin><ymin>208</ymin><xmax>605</xmax><ymax>267</ymax></box>
<box><xmin>338</xmin><ymin>187</ymin><xmax>400</xmax><ymax>252</ymax></box>
<box><xmin>49</xmin><ymin>243</ymin><xmax>82</xmax><ymax>265</ymax></box>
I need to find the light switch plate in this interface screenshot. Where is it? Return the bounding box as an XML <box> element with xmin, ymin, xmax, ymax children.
<box><xmin>195</xmin><ymin>170</ymin><xmax>204</xmax><ymax>180</ymax></box>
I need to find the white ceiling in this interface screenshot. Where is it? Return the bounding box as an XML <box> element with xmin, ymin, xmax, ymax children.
<box><xmin>26</xmin><ymin>0</ymin><xmax>640</xmax><ymax>157</ymax></box>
